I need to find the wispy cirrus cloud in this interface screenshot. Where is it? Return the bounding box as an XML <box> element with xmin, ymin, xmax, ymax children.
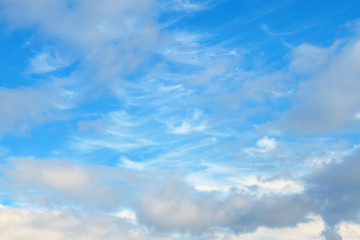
<box><xmin>29</xmin><ymin>51</ymin><xmax>71</xmax><ymax>74</ymax></box>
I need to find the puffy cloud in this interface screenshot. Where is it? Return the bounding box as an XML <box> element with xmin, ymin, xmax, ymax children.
<box><xmin>306</xmin><ymin>150</ymin><xmax>360</xmax><ymax>228</ymax></box>
<box><xmin>0</xmin><ymin>204</ymin><xmax>170</xmax><ymax>240</ymax></box>
<box><xmin>135</xmin><ymin>176</ymin><xmax>313</xmax><ymax>234</ymax></box>
<box><xmin>338</xmin><ymin>222</ymin><xmax>360</xmax><ymax>240</ymax></box>
<box><xmin>1</xmin><ymin>157</ymin><xmax>313</xmax><ymax>235</ymax></box>
<box><xmin>0</xmin><ymin>204</ymin><xmax>358</xmax><ymax>240</ymax></box>
<box><xmin>1</xmin><ymin>151</ymin><xmax>359</xmax><ymax>238</ymax></box>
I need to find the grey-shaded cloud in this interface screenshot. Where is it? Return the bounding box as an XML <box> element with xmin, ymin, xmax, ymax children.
<box><xmin>1</xmin><ymin>150</ymin><xmax>360</xmax><ymax>238</ymax></box>
<box><xmin>3</xmin><ymin>157</ymin><xmax>130</xmax><ymax>210</ymax></box>
<box><xmin>1</xmin><ymin>157</ymin><xmax>313</xmax><ymax>235</ymax></box>
<box><xmin>281</xmin><ymin>38</ymin><xmax>360</xmax><ymax>134</ymax></box>
<box><xmin>306</xmin><ymin>149</ymin><xmax>360</xmax><ymax>230</ymax></box>
<box><xmin>134</xmin><ymin>175</ymin><xmax>313</xmax><ymax>234</ymax></box>
<box><xmin>0</xmin><ymin>84</ymin><xmax>74</xmax><ymax>136</ymax></box>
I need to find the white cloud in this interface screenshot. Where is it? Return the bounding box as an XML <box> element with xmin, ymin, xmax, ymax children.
<box><xmin>231</xmin><ymin>175</ymin><xmax>304</xmax><ymax>195</ymax></box>
<box><xmin>29</xmin><ymin>51</ymin><xmax>70</xmax><ymax>74</ymax></box>
<box><xmin>1</xmin><ymin>203</ymin><xmax>357</xmax><ymax>240</ymax></box>
<box><xmin>244</xmin><ymin>136</ymin><xmax>278</xmax><ymax>156</ymax></box>
<box><xmin>72</xmin><ymin>110</ymin><xmax>158</xmax><ymax>152</ymax></box>
<box><xmin>0</xmin><ymin>204</ymin><xmax>169</xmax><ymax>240</ymax></box>
<box><xmin>186</xmin><ymin>171</ymin><xmax>232</xmax><ymax>192</ymax></box>
<box><xmin>338</xmin><ymin>222</ymin><xmax>360</xmax><ymax>240</ymax></box>
<box><xmin>158</xmin><ymin>0</ymin><xmax>217</xmax><ymax>12</ymax></box>
<box><xmin>256</xmin><ymin>136</ymin><xmax>277</xmax><ymax>151</ymax></box>
<box><xmin>166</xmin><ymin>109</ymin><xmax>208</xmax><ymax>134</ymax></box>
<box><xmin>171</xmin><ymin>120</ymin><xmax>207</xmax><ymax>134</ymax></box>
<box><xmin>119</xmin><ymin>157</ymin><xmax>146</xmax><ymax>171</ymax></box>
<box><xmin>113</xmin><ymin>208</ymin><xmax>138</xmax><ymax>225</ymax></box>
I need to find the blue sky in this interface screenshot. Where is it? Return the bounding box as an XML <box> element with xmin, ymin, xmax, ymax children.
<box><xmin>0</xmin><ymin>0</ymin><xmax>360</xmax><ymax>239</ymax></box>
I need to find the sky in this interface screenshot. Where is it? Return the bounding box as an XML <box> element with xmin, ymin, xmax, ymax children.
<box><xmin>0</xmin><ymin>0</ymin><xmax>360</xmax><ymax>239</ymax></box>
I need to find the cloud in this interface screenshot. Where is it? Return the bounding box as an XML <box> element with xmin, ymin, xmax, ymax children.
<box><xmin>1</xmin><ymin>150</ymin><xmax>359</xmax><ymax>238</ymax></box>
<box><xmin>1</xmin><ymin>156</ymin><xmax>312</xmax><ymax>235</ymax></box>
<box><xmin>0</xmin><ymin>0</ymin><xmax>161</xmax><ymax>87</ymax></box>
<box><xmin>29</xmin><ymin>51</ymin><xmax>70</xmax><ymax>74</ymax></box>
<box><xmin>306</xmin><ymin>149</ymin><xmax>360</xmax><ymax>226</ymax></box>
<box><xmin>72</xmin><ymin>110</ymin><xmax>158</xmax><ymax>152</ymax></box>
<box><xmin>305</xmin><ymin>149</ymin><xmax>360</xmax><ymax>239</ymax></box>
<box><xmin>134</xmin><ymin>175</ymin><xmax>313</xmax><ymax>234</ymax></box>
<box><xmin>158</xmin><ymin>0</ymin><xmax>218</xmax><ymax>12</ymax></box>
<box><xmin>244</xmin><ymin>136</ymin><xmax>278</xmax><ymax>156</ymax></box>
<box><xmin>338</xmin><ymin>222</ymin><xmax>360</xmax><ymax>240</ymax></box>
<box><xmin>3</xmin><ymin>157</ymin><xmax>129</xmax><ymax>210</ymax></box>
<box><xmin>1</xmin><ymin>202</ymin><xmax>359</xmax><ymax>240</ymax></box>
<box><xmin>280</xmin><ymin>36</ymin><xmax>360</xmax><ymax>134</ymax></box>
<box><xmin>166</xmin><ymin>109</ymin><xmax>208</xmax><ymax>134</ymax></box>
<box><xmin>0</xmin><ymin>204</ymin><xmax>170</xmax><ymax>240</ymax></box>
<box><xmin>0</xmin><ymin>84</ymin><xmax>74</xmax><ymax>136</ymax></box>
<box><xmin>0</xmin><ymin>2</ymin><xmax>359</xmax><ymax>238</ymax></box>
<box><xmin>229</xmin><ymin>214</ymin><xmax>325</xmax><ymax>240</ymax></box>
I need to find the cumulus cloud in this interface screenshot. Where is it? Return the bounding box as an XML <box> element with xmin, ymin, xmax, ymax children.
<box><xmin>0</xmin><ymin>204</ymin><xmax>170</xmax><ymax>240</ymax></box>
<box><xmin>1</xmin><ymin>156</ymin><xmax>312</xmax><ymax>235</ymax></box>
<box><xmin>133</xmin><ymin>175</ymin><xmax>313</xmax><ymax>234</ymax></box>
<box><xmin>305</xmin><ymin>149</ymin><xmax>360</xmax><ymax>229</ymax></box>
<box><xmin>1</xmin><ymin>202</ymin><xmax>359</xmax><ymax>240</ymax></box>
<box><xmin>0</xmin><ymin>150</ymin><xmax>359</xmax><ymax>239</ymax></box>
